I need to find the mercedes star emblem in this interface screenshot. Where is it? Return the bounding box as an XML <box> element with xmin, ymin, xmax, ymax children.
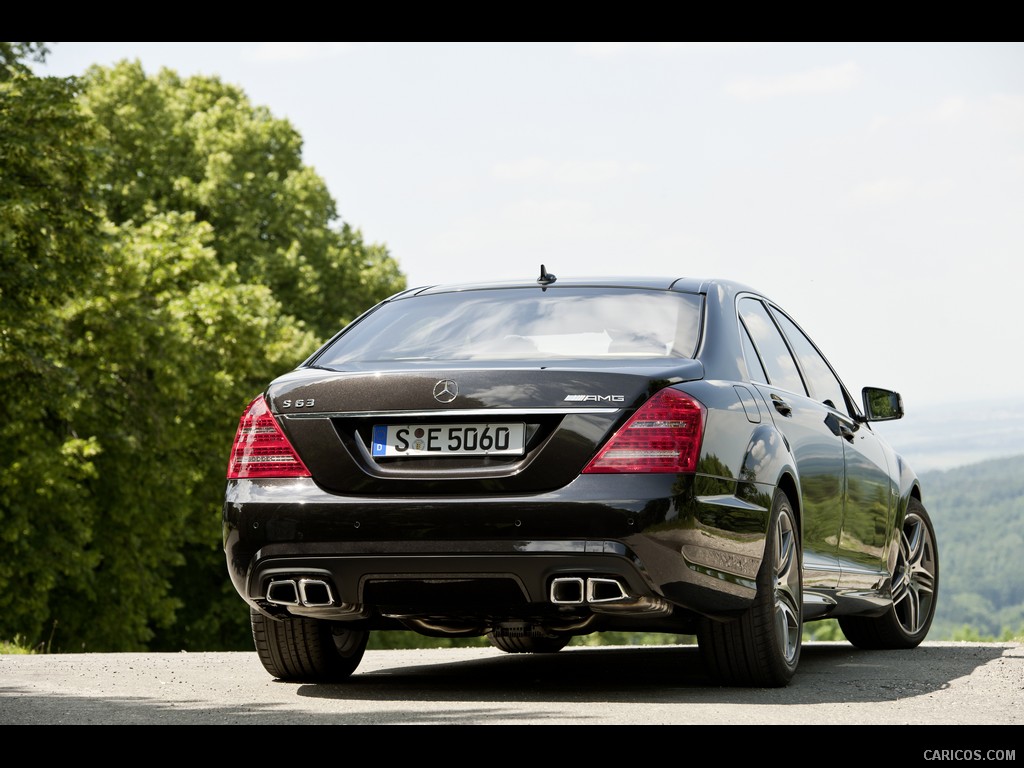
<box><xmin>433</xmin><ymin>379</ymin><xmax>458</xmax><ymax>403</ymax></box>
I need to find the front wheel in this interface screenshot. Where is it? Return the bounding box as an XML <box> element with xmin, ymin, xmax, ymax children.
<box><xmin>250</xmin><ymin>608</ymin><xmax>369</xmax><ymax>682</ymax></box>
<box><xmin>697</xmin><ymin>488</ymin><xmax>802</xmax><ymax>687</ymax></box>
<box><xmin>839</xmin><ymin>497</ymin><xmax>939</xmax><ymax>649</ymax></box>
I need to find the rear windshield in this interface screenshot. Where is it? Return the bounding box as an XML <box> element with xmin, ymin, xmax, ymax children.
<box><xmin>313</xmin><ymin>287</ymin><xmax>704</xmax><ymax>365</ymax></box>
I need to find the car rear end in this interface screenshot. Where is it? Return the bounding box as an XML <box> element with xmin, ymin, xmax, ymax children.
<box><xmin>223</xmin><ymin>280</ymin><xmax>768</xmax><ymax>644</ymax></box>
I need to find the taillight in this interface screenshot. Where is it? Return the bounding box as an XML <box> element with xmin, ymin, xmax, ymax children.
<box><xmin>227</xmin><ymin>395</ymin><xmax>311</xmax><ymax>479</ymax></box>
<box><xmin>582</xmin><ymin>388</ymin><xmax>705</xmax><ymax>473</ymax></box>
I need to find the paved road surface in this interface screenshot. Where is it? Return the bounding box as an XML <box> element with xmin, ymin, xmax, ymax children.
<box><xmin>2</xmin><ymin>642</ymin><xmax>1022</xmax><ymax>738</ymax></box>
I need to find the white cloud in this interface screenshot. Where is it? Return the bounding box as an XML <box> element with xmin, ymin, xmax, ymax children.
<box><xmin>920</xmin><ymin>92</ymin><xmax>1024</xmax><ymax>134</ymax></box>
<box><xmin>422</xmin><ymin>197</ymin><xmax>603</xmax><ymax>279</ymax></box>
<box><xmin>872</xmin><ymin>92</ymin><xmax>1024</xmax><ymax>139</ymax></box>
<box><xmin>867</xmin><ymin>115</ymin><xmax>891</xmax><ymax>135</ymax></box>
<box><xmin>573</xmin><ymin>42</ymin><xmax>736</xmax><ymax>57</ymax></box>
<box><xmin>726</xmin><ymin>61</ymin><xmax>861</xmax><ymax>101</ymax></box>
<box><xmin>574</xmin><ymin>42</ymin><xmax>635</xmax><ymax>58</ymax></box>
<box><xmin>491</xmin><ymin>157</ymin><xmax>650</xmax><ymax>184</ymax></box>
<box><xmin>989</xmin><ymin>92</ymin><xmax>1024</xmax><ymax>132</ymax></box>
<box><xmin>491</xmin><ymin>157</ymin><xmax>550</xmax><ymax>181</ymax></box>
<box><xmin>496</xmin><ymin>197</ymin><xmax>595</xmax><ymax>227</ymax></box>
<box><xmin>850</xmin><ymin>177</ymin><xmax>955</xmax><ymax>205</ymax></box>
<box><xmin>931</xmin><ymin>96</ymin><xmax>968</xmax><ymax>122</ymax></box>
<box><xmin>247</xmin><ymin>42</ymin><xmax>368</xmax><ymax>62</ymax></box>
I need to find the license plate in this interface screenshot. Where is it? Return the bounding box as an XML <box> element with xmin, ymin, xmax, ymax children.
<box><xmin>371</xmin><ymin>423</ymin><xmax>526</xmax><ymax>457</ymax></box>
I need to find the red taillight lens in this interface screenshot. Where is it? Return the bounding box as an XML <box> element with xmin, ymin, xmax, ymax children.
<box><xmin>227</xmin><ymin>395</ymin><xmax>311</xmax><ymax>479</ymax></box>
<box><xmin>582</xmin><ymin>388</ymin><xmax>705</xmax><ymax>474</ymax></box>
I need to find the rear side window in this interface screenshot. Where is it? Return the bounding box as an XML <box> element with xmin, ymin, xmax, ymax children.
<box><xmin>738</xmin><ymin>298</ymin><xmax>806</xmax><ymax>395</ymax></box>
<box><xmin>769</xmin><ymin>307</ymin><xmax>851</xmax><ymax>417</ymax></box>
<box><xmin>740</xmin><ymin>320</ymin><xmax>769</xmax><ymax>385</ymax></box>
<box><xmin>314</xmin><ymin>287</ymin><xmax>705</xmax><ymax>366</ymax></box>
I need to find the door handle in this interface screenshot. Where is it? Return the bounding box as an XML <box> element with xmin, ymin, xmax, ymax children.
<box><xmin>770</xmin><ymin>394</ymin><xmax>792</xmax><ymax>417</ymax></box>
<box><xmin>839</xmin><ymin>423</ymin><xmax>856</xmax><ymax>443</ymax></box>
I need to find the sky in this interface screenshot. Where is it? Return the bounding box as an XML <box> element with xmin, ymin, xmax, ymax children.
<box><xmin>38</xmin><ymin>42</ymin><xmax>1024</xmax><ymax>417</ymax></box>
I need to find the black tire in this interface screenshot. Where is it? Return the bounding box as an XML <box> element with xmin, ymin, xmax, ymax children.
<box><xmin>839</xmin><ymin>497</ymin><xmax>939</xmax><ymax>649</ymax></box>
<box><xmin>486</xmin><ymin>632</ymin><xmax>571</xmax><ymax>654</ymax></box>
<box><xmin>697</xmin><ymin>489</ymin><xmax>802</xmax><ymax>687</ymax></box>
<box><xmin>250</xmin><ymin>608</ymin><xmax>368</xmax><ymax>682</ymax></box>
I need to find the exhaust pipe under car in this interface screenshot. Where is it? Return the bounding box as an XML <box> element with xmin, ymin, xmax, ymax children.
<box><xmin>549</xmin><ymin>576</ymin><xmax>629</xmax><ymax>604</ymax></box>
<box><xmin>549</xmin><ymin>575</ymin><xmax>672</xmax><ymax>617</ymax></box>
<box><xmin>266</xmin><ymin>578</ymin><xmax>335</xmax><ymax>607</ymax></box>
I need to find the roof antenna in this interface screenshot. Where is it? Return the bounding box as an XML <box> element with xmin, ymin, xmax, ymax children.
<box><xmin>537</xmin><ymin>264</ymin><xmax>557</xmax><ymax>287</ymax></box>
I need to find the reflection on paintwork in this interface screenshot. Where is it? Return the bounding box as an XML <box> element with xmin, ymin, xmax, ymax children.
<box><xmin>743</xmin><ymin>430</ymin><xmax>779</xmax><ymax>477</ymax></box>
<box><xmin>838</xmin><ymin>423</ymin><xmax>894</xmax><ymax>585</ymax></box>
<box><xmin>733</xmin><ymin>385</ymin><xmax>761</xmax><ymax>424</ymax></box>
<box><xmin>681</xmin><ymin>546</ymin><xmax>759</xmax><ymax>588</ymax></box>
<box><xmin>473</xmin><ymin>383</ymin><xmax>546</xmax><ymax>403</ymax></box>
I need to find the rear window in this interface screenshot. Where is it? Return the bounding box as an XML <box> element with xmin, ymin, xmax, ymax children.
<box><xmin>313</xmin><ymin>287</ymin><xmax>704</xmax><ymax>365</ymax></box>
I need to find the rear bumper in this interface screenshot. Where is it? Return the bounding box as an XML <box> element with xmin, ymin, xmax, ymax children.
<box><xmin>223</xmin><ymin>473</ymin><xmax>772</xmax><ymax>629</ymax></box>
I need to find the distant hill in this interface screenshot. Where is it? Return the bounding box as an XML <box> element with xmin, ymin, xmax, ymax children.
<box><xmin>872</xmin><ymin>398</ymin><xmax>1024</xmax><ymax>473</ymax></box>
<box><xmin>918</xmin><ymin>454</ymin><xmax>1024</xmax><ymax>640</ymax></box>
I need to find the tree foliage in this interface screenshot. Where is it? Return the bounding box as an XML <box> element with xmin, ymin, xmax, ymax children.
<box><xmin>0</xmin><ymin>63</ymin><xmax>106</xmax><ymax>645</ymax></box>
<box><xmin>0</xmin><ymin>48</ymin><xmax>405</xmax><ymax>651</ymax></box>
<box><xmin>78</xmin><ymin>61</ymin><xmax>402</xmax><ymax>341</ymax></box>
<box><xmin>919</xmin><ymin>454</ymin><xmax>1024</xmax><ymax>641</ymax></box>
<box><xmin>0</xmin><ymin>42</ymin><xmax>49</xmax><ymax>80</ymax></box>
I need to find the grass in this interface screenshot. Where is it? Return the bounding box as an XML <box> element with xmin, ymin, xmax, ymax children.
<box><xmin>0</xmin><ymin>636</ymin><xmax>36</xmax><ymax>654</ymax></box>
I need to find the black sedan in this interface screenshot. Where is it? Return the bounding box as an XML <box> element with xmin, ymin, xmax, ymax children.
<box><xmin>223</xmin><ymin>269</ymin><xmax>938</xmax><ymax>686</ymax></box>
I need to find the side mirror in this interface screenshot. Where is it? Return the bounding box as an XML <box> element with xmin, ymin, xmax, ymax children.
<box><xmin>862</xmin><ymin>387</ymin><xmax>904</xmax><ymax>421</ymax></box>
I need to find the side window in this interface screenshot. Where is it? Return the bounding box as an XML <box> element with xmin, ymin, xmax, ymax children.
<box><xmin>740</xmin><ymin>319</ymin><xmax>769</xmax><ymax>384</ymax></box>
<box><xmin>738</xmin><ymin>298</ymin><xmax>806</xmax><ymax>395</ymax></box>
<box><xmin>769</xmin><ymin>306</ymin><xmax>851</xmax><ymax>417</ymax></box>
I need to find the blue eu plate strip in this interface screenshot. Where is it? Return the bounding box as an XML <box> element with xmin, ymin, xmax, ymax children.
<box><xmin>371</xmin><ymin>425</ymin><xmax>387</xmax><ymax>457</ymax></box>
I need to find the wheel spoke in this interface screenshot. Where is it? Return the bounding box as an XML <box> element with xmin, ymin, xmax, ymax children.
<box><xmin>893</xmin><ymin>511</ymin><xmax>937</xmax><ymax>635</ymax></box>
<box><xmin>773</xmin><ymin>506</ymin><xmax>801</xmax><ymax>663</ymax></box>
<box><xmin>894</xmin><ymin>580</ymin><xmax>921</xmax><ymax>632</ymax></box>
<box><xmin>905</xmin><ymin>518</ymin><xmax>926</xmax><ymax>567</ymax></box>
<box><xmin>775</xmin><ymin>598</ymin><xmax>800</xmax><ymax>660</ymax></box>
<box><xmin>911</xmin><ymin>566</ymin><xmax>936</xmax><ymax>596</ymax></box>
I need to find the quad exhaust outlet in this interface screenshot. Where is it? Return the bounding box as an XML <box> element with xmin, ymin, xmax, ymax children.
<box><xmin>266</xmin><ymin>578</ymin><xmax>335</xmax><ymax>607</ymax></box>
<box><xmin>549</xmin><ymin>576</ymin><xmax>630</xmax><ymax>604</ymax></box>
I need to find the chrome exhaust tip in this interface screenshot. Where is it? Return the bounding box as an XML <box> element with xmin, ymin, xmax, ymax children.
<box><xmin>266</xmin><ymin>579</ymin><xmax>300</xmax><ymax>606</ymax></box>
<box><xmin>550</xmin><ymin>577</ymin><xmax>585</xmax><ymax>604</ymax></box>
<box><xmin>586</xmin><ymin>577</ymin><xmax>629</xmax><ymax>603</ymax></box>
<box><xmin>266</xmin><ymin>578</ymin><xmax>335</xmax><ymax>607</ymax></box>
<box><xmin>298</xmin><ymin>578</ymin><xmax>334</xmax><ymax>607</ymax></box>
<box><xmin>550</xmin><ymin>576</ymin><xmax>630</xmax><ymax>604</ymax></box>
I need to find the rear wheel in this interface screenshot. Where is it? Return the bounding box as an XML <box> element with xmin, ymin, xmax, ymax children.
<box><xmin>486</xmin><ymin>631</ymin><xmax>571</xmax><ymax>653</ymax></box>
<box><xmin>250</xmin><ymin>608</ymin><xmax>368</xmax><ymax>682</ymax></box>
<box><xmin>697</xmin><ymin>489</ymin><xmax>802</xmax><ymax>687</ymax></box>
<box><xmin>839</xmin><ymin>497</ymin><xmax>938</xmax><ymax>649</ymax></box>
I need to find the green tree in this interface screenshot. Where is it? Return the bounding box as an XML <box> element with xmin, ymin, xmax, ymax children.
<box><xmin>0</xmin><ymin>59</ymin><xmax>106</xmax><ymax>646</ymax></box>
<box><xmin>46</xmin><ymin>214</ymin><xmax>319</xmax><ymax>650</ymax></box>
<box><xmin>0</xmin><ymin>42</ymin><xmax>49</xmax><ymax>80</ymax></box>
<box><xmin>78</xmin><ymin>61</ymin><xmax>403</xmax><ymax>341</ymax></box>
<box><xmin>920</xmin><ymin>455</ymin><xmax>1024</xmax><ymax>640</ymax></box>
<box><xmin>1</xmin><ymin>52</ymin><xmax>406</xmax><ymax>651</ymax></box>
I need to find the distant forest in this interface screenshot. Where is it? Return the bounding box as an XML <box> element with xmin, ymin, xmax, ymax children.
<box><xmin>918</xmin><ymin>453</ymin><xmax>1024</xmax><ymax>640</ymax></box>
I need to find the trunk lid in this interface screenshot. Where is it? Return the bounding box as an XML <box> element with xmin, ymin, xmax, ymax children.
<box><xmin>267</xmin><ymin>360</ymin><xmax>704</xmax><ymax>495</ymax></box>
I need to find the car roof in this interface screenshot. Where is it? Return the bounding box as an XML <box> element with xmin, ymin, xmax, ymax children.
<box><xmin>398</xmin><ymin>275</ymin><xmax>762</xmax><ymax>298</ymax></box>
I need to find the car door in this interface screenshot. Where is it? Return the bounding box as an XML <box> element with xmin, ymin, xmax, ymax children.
<box><xmin>737</xmin><ymin>297</ymin><xmax>844</xmax><ymax>592</ymax></box>
<box><xmin>766</xmin><ymin>305</ymin><xmax>894</xmax><ymax>591</ymax></box>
